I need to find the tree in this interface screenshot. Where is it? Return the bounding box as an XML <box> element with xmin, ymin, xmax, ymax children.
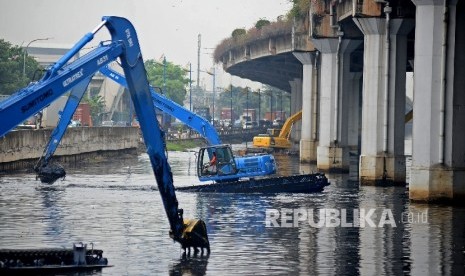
<box><xmin>144</xmin><ymin>59</ymin><xmax>189</xmax><ymax>106</ymax></box>
<box><xmin>82</xmin><ymin>94</ymin><xmax>105</xmax><ymax>126</ymax></box>
<box><xmin>0</xmin><ymin>39</ymin><xmax>41</xmax><ymax>95</ymax></box>
<box><xmin>287</xmin><ymin>0</ymin><xmax>311</xmax><ymax>20</ymax></box>
<box><xmin>231</xmin><ymin>28</ymin><xmax>246</xmax><ymax>38</ymax></box>
<box><xmin>217</xmin><ymin>85</ymin><xmax>263</xmax><ymax>121</ymax></box>
<box><xmin>216</xmin><ymin>85</ymin><xmax>289</xmax><ymax>122</ymax></box>
<box><xmin>255</xmin><ymin>19</ymin><xmax>271</xmax><ymax>30</ymax></box>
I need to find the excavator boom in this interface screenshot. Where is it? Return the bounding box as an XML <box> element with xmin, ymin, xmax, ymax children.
<box><xmin>278</xmin><ymin>110</ymin><xmax>302</xmax><ymax>139</ymax></box>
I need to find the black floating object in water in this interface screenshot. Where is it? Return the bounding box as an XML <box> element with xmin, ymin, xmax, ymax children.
<box><xmin>37</xmin><ymin>163</ymin><xmax>66</xmax><ymax>184</ymax></box>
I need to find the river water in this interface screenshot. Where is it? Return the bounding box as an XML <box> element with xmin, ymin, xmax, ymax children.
<box><xmin>0</xmin><ymin>146</ymin><xmax>464</xmax><ymax>275</ymax></box>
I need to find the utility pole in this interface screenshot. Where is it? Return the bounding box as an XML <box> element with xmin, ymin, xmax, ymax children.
<box><xmin>163</xmin><ymin>56</ymin><xmax>166</xmax><ymax>94</ymax></box>
<box><xmin>23</xmin><ymin>37</ymin><xmax>52</xmax><ymax>77</ymax></box>
<box><xmin>258</xmin><ymin>89</ymin><xmax>261</xmax><ymax>124</ymax></box>
<box><xmin>197</xmin><ymin>34</ymin><xmax>201</xmax><ymax>89</ymax></box>
<box><xmin>230</xmin><ymin>84</ymin><xmax>233</xmax><ymax>128</ymax></box>
<box><xmin>246</xmin><ymin>87</ymin><xmax>249</xmax><ymax>130</ymax></box>
<box><xmin>189</xmin><ymin>62</ymin><xmax>192</xmax><ymax>111</ymax></box>
<box><xmin>212</xmin><ymin>67</ymin><xmax>215</xmax><ymax>124</ymax></box>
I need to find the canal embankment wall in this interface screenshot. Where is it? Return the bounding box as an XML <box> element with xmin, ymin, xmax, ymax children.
<box><xmin>0</xmin><ymin>127</ymin><xmax>140</xmax><ymax>172</ymax></box>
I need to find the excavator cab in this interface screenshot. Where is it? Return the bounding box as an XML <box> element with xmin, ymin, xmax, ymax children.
<box><xmin>197</xmin><ymin>145</ymin><xmax>238</xmax><ymax>179</ymax></box>
<box><xmin>267</xmin><ymin>128</ymin><xmax>280</xmax><ymax>137</ymax></box>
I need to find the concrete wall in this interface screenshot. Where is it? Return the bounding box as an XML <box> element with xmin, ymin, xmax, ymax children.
<box><xmin>0</xmin><ymin>127</ymin><xmax>140</xmax><ymax>170</ymax></box>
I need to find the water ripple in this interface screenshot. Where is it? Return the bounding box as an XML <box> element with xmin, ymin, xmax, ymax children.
<box><xmin>0</xmin><ymin>150</ymin><xmax>464</xmax><ymax>275</ymax></box>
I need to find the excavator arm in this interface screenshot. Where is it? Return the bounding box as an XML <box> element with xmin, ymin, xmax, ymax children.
<box><xmin>34</xmin><ymin>77</ymin><xmax>92</xmax><ymax>182</ymax></box>
<box><xmin>35</xmin><ymin>62</ymin><xmax>275</xmax><ymax>186</ymax></box>
<box><xmin>278</xmin><ymin>110</ymin><xmax>302</xmax><ymax>139</ymax></box>
<box><xmin>0</xmin><ymin>16</ymin><xmax>209</xmax><ymax>253</ymax></box>
<box><xmin>34</xmin><ymin>65</ymin><xmax>222</xmax><ymax>184</ymax></box>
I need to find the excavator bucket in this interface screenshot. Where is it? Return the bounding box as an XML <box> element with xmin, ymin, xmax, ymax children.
<box><xmin>35</xmin><ymin>163</ymin><xmax>66</xmax><ymax>184</ymax></box>
<box><xmin>180</xmin><ymin>219</ymin><xmax>210</xmax><ymax>254</ymax></box>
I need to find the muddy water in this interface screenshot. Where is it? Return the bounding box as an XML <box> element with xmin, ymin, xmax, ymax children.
<box><xmin>0</xmin><ymin>148</ymin><xmax>464</xmax><ymax>275</ymax></box>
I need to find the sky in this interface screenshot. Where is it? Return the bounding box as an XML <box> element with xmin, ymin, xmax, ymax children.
<box><xmin>0</xmin><ymin>0</ymin><xmax>292</xmax><ymax>89</ymax></box>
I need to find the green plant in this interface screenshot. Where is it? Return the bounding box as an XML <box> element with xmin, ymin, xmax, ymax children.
<box><xmin>0</xmin><ymin>39</ymin><xmax>41</xmax><ymax>95</ymax></box>
<box><xmin>255</xmin><ymin>19</ymin><xmax>271</xmax><ymax>30</ymax></box>
<box><xmin>82</xmin><ymin>94</ymin><xmax>105</xmax><ymax>125</ymax></box>
<box><xmin>231</xmin><ymin>28</ymin><xmax>246</xmax><ymax>38</ymax></box>
<box><xmin>144</xmin><ymin>59</ymin><xmax>189</xmax><ymax>106</ymax></box>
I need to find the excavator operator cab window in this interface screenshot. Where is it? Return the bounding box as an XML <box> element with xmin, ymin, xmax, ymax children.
<box><xmin>214</xmin><ymin>146</ymin><xmax>237</xmax><ymax>176</ymax></box>
<box><xmin>198</xmin><ymin>146</ymin><xmax>237</xmax><ymax>177</ymax></box>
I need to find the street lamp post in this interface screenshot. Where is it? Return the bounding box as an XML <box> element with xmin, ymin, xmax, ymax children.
<box><xmin>163</xmin><ymin>56</ymin><xmax>167</xmax><ymax>94</ymax></box>
<box><xmin>183</xmin><ymin>62</ymin><xmax>193</xmax><ymax>137</ymax></box>
<box><xmin>205</xmin><ymin>67</ymin><xmax>216</xmax><ymax>125</ymax></box>
<box><xmin>246</xmin><ymin>87</ymin><xmax>249</xmax><ymax>131</ymax></box>
<box><xmin>258</xmin><ymin>89</ymin><xmax>261</xmax><ymax>124</ymax></box>
<box><xmin>245</xmin><ymin>87</ymin><xmax>249</xmax><ymax>148</ymax></box>
<box><xmin>189</xmin><ymin>62</ymin><xmax>192</xmax><ymax>112</ymax></box>
<box><xmin>286</xmin><ymin>93</ymin><xmax>291</xmax><ymax>120</ymax></box>
<box><xmin>270</xmin><ymin>91</ymin><xmax>273</xmax><ymax>122</ymax></box>
<box><xmin>23</xmin><ymin>37</ymin><xmax>52</xmax><ymax>77</ymax></box>
<box><xmin>158</xmin><ymin>56</ymin><xmax>167</xmax><ymax>127</ymax></box>
<box><xmin>183</xmin><ymin>62</ymin><xmax>193</xmax><ymax>111</ymax></box>
<box><xmin>210</xmin><ymin>68</ymin><xmax>216</xmax><ymax>124</ymax></box>
<box><xmin>230</xmin><ymin>84</ymin><xmax>233</xmax><ymax>128</ymax></box>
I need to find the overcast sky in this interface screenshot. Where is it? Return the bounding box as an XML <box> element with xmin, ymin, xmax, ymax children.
<box><xmin>0</xmin><ymin>0</ymin><xmax>292</xmax><ymax>88</ymax></box>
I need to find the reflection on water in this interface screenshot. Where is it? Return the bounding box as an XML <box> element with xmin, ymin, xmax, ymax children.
<box><xmin>0</xmin><ymin>149</ymin><xmax>464</xmax><ymax>275</ymax></box>
<box><xmin>169</xmin><ymin>254</ymin><xmax>209</xmax><ymax>276</ymax></box>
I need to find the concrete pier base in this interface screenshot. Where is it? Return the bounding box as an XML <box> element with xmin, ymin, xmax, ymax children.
<box><xmin>317</xmin><ymin>145</ymin><xmax>349</xmax><ymax>172</ymax></box>
<box><xmin>300</xmin><ymin>139</ymin><xmax>318</xmax><ymax>163</ymax></box>
<box><xmin>410</xmin><ymin>166</ymin><xmax>465</xmax><ymax>203</ymax></box>
<box><xmin>359</xmin><ymin>155</ymin><xmax>406</xmax><ymax>185</ymax></box>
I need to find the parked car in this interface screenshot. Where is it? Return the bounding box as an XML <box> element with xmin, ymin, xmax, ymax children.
<box><xmin>272</xmin><ymin>119</ymin><xmax>284</xmax><ymax>127</ymax></box>
<box><xmin>259</xmin><ymin>119</ymin><xmax>272</xmax><ymax>129</ymax></box>
<box><xmin>243</xmin><ymin>122</ymin><xmax>254</xmax><ymax>129</ymax></box>
<box><xmin>132</xmin><ymin>118</ymin><xmax>140</xmax><ymax>127</ymax></box>
<box><xmin>101</xmin><ymin>120</ymin><xmax>114</xmax><ymax>127</ymax></box>
<box><xmin>69</xmin><ymin>120</ymin><xmax>82</xmax><ymax>127</ymax></box>
<box><xmin>233</xmin><ymin>119</ymin><xmax>243</xmax><ymax>129</ymax></box>
<box><xmin>115</xmin><ymin>121</ymin><xmax>129</xmax><ymax>126</ymax></box>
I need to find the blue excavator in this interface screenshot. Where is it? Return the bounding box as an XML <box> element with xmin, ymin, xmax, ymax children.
<box><xmin>30</xmin><ymin>62</ymin><xmax>328</xmax><ymax>193</ymax></box>
<box><xmin>98</xmin><ymin>66</ymin><xmax>277</xmax><ymax>183</ymax></box>
<box><xmin>31</xmin><ymin>64</ymin><xmax>277</xmax><ymax>184</ymax></box>
<box><xmin>96</xmin><ymin>66</ymin><xmax>328</xmax><ymax>194</ymax></box>
<box><xmin>0</xmin><ymin>16</ymin><xmax>209</xmax><ymax>253</ymax></box>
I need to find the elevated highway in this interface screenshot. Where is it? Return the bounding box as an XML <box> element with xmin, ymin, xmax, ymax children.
<box><xmin>214</xmin><ymin>0</ymin><xmax>465</xmax><ymax>204</ymax></box>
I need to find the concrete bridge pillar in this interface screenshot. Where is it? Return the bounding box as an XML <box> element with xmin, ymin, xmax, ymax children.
<box><xmin>353</xmin><ymin>17</ymin><xmax>412</xmax><ymax>185</ymax></box>
<box><xmin>346</xmin><ymin>72</ymin><xmax>363</xmax><ymax>153</ymax></box>
<box><xmin>410</xmin><ymin>0</ymin><xmax>465</xmax><ymax>202</ymax></box>
<box><xmin>293</xmin><ymin>52</ymin><xmax>318</xmax><ymax>163</ymax></box>
<box><xmin>289</xmin><ymin>78</ymin><xmax>302</xmax><ymax>149</ymax></box>
<box><xmin>338</xmin><ymin>40</ymin><xmax>363</xmax><ymax>166</ymax></box>
<box><xmin>312</xmin><ymin>38</ymin><xmax>347</xmax><ymax>172</ymax></box>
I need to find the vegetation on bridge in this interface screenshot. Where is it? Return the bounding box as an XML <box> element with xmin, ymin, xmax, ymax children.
<box><xmin>213</xmin><ymin>0</ymin><xmax>312</xmax><ymax>63</ymax></box>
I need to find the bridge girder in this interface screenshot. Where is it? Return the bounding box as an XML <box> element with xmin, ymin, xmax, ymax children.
<box><xmin>226</xmin><ymin>52</ymin><xmax>302</xmax><ymax>92</ymax></box>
